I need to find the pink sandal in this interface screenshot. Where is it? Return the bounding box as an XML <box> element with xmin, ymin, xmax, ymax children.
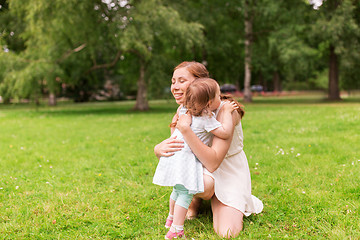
<box><xmin>165</xmin><ymin>229</ymin><xmax>185</xmax><ymax>239</ymax></box>
<box><xmin>165</xmin><ymin>217</ymin><xmax>173</xmax><ymax>228</ymax></box>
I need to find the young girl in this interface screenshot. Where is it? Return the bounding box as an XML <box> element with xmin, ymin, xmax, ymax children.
<box><xmin>153</xmin><ymin>78</ymin><xmax>238</xmax><ymax>239</ymax></box>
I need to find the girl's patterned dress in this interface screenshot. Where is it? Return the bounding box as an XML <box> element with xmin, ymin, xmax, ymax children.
<box><xmin>153</xmin><ymin>107</ymin><xmax>221</xmax><ymax>194</ymax></box>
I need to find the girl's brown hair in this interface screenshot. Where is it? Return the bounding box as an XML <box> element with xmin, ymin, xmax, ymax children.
<box><xmin>184</xmin><ymin>78</ymin><xmax>219</xmax><ymax>116</ymax></box>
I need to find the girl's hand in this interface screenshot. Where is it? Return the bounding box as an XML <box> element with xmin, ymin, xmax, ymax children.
<box><xmin>154</xmin><ymin>136</ymin><xmax>184</xmax><ymax>158</ymax></box>
<box><xmin>176</xmin><ymin>113</ymin><xmax>192</xmax><ymax>133</ymax></box>
<box><xmin>222</xmin><ymin>101</ymin><xmax>239</xmax><ymax>113</ymax></box>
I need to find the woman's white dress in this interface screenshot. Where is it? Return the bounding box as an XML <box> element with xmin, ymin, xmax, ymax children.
<box><xmin>210</xmin><ymin>102</ymin><xmax>263</xmax><ymax>216</ymax></box>
<box><xmin>153</xmin><ymin>107</ymin><xmax>222</xmax><ymax>194</ymax></box>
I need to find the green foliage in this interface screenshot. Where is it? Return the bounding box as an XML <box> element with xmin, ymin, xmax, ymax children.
<box><xmin>0</xmin><ymin>0</ymin><xmax>103</xmax><ymax>100</ymax></box>
<box><xmin>311</xmin><ymin>0</ymin><xmax>360</xmax><ymax>53</ymax></box>
<box><xmin>173</xmin><ymin>0</ymin><xmax>245</xmax><ymax>84</ymax></box>
<box><xmin>252</xmin><ymin>0</ymin><xmax>318</xmax><ymax>87</ymax></box>
<box><xmin>1</xmin><ymin>0</ymin><xmax>360</xmax><ymax>103</ymax></box>
<box><xmin>0</xmin><ymin>98</ymin><xmax>359</xmax><ymax>238</ymax></box>
<box><xmin>118</xmin><ymin>0</ymin><xmax>203</xmax><ymax>104</ymax></box>
<box><xmin>0</xmin><ymin>0</ymin><xmax>204</xmax><ymax>104</ymax></box>
<box><xmin>120</xmin><ymin>0</ymin><xmax>203</xmax><ymax>59</ymax></box>
<box><xmin>310</xmin><ymin>0</ymin><xmax>360</xmax><ymax>89</ymax></box>
<box><xmin>309</xmin><ymin>70</ymin><xmax>328</xmax><ymax>90</ymax></box>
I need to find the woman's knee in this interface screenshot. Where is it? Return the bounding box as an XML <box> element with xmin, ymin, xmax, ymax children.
<box><xmin>212</xmin><ymin>196</ymin><xmax>244</xmax><ymax>238</ymax></box>
<box><xmin>214</xmin><ymin>223</ymin><xmax>243</xmax><ymax>238</ymax></box>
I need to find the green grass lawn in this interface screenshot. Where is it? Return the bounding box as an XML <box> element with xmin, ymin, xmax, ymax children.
<box><xmin>1</xmin><ymin>97</ymin><xmax>359</xmax><ymax>239</ymax></box>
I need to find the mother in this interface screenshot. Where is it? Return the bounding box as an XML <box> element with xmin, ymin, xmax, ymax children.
<box><xmin>154</xmin><ymin>61</ymin><xmax>263</xmax><ymax>238</ymax></box>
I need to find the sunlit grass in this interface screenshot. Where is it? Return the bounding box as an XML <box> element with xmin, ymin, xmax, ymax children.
<box><xmin>0</xmin><ymin>97</ymin><xmax>359</xmax><ymax>239</ymax></box>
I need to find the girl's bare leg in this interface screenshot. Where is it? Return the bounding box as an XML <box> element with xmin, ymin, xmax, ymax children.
<box><xmin>211</xmin><ymin>195</ymin><xmax>244</xmax><ymax>238</ymax></box>
<box><xmin>186</xmin><ymin>174</ymin><xmax>214</xmax><ymax>219</ymax></box>
<box><xmin>173</xmin><ymin>204</ymin><xmax>188</xmax><ymax>226</ymax></box>
<box><xmin>169</xmin><ymin>198</ymin><xmax>176</xmax><ymax>215</ymax></box>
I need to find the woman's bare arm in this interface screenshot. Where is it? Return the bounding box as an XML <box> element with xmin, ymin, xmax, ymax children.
<box><xmin>177</xmin><ymin>108</ymin><xmax>240</xmax><ymax>172</ymax></box>
<box><xmin>154</xmin><ymin>136</ymin><xmax>184</xmax><ymax>159</ymax></box>
<box><xmin>154</xmin><ymin>107</ymin><xmax>184</xmax><ymax>159</ymax></box>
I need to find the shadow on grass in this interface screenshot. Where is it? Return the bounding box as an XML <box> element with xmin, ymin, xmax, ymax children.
<box><xmin>22</xmin><ymin>101</ymin><xmax>178</xmax><ymax>117</ymax></box>
<box><xmin>0</xmin><ymin>101</ymin><xmax>178</xmax><ymax>118</ymax></box>
<box><xmin>35</xmin><ymin>106</ymin><xmax>178</xmax><ymax>117</ymax></box>
<box><xmin>1</xmin><ymin>97</ymin><xmax>359</xmax><ymax>117</ymax></box>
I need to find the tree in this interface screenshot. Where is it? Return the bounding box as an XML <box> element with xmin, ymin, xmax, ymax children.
<box><xmin>115</xmin><ymin>0</ymin><xmax>203</xmax><ymax>110</ymax></box>
<box><xmin>310</xmin><ymin>0</ymin><xmax>360</xmax><ymax>100</ymax></box>
<box><xmin>243</xmin><ymin>0</ymin><xmax>253</xmax><ymax>102</ymax></box>
<box><xmin>248</xmin><ymin>0</ymin><xmax>319</xmax><ymax>93</ymax></box>
<box><xmin>173</xmin><ymin>0</ymin><xmax>318</xmax><ymax>97</ymax></box>
<box><xmin>1</xmin><ymin>0</ymin><xmax>107</xmax><ymax>105</ymax></box>
<box><xmin>0</xmin><ymin>0</ymin><xmax>203</xmax><ymax>109</ymax></box>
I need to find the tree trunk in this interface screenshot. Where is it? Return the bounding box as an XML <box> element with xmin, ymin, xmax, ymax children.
<box><xmin>243</xmin><ymin>0</ymin><xmax>252</xmax><ymax>102</ymax></box>
<box><xmin>34</xmin><ymin>96</ymin><xmax>40</xmax><ymax>106</ymax></box>
<box><xmin>328</xmin><ymin>45</ymin><xmax>341</xmax><ymax>100</ymax></box>
<box><xmin>258</xmin><ymin>71</ymin><xmax>269</xmax><ymax>92</ymax></box>
<box><xmin>2</xmin><ymin>97</ymin><xmax>10</xmax><ymax>104</ymax></box>
<box><xmin>134</xmin><ymin>59</ymin><xmax>149</xmax><ymax>111</ymax></box>
<box><xmin>273</xmin><ymin>71</ymin><xmax>281</xmax><ymax>92</ymax></box>
<box><xmin>48</xmin><ymin>92</ymin><xmax>57</xmax><ymax>106</ymax></box>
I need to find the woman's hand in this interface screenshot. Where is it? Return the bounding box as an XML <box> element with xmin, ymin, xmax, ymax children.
<box><xmin>222</xmin><ymin>100</ymin><xmax>239</xmax><ymax>113</ymax></box>
<box><xmin>154</xmin><ymin>136</ymin><xmax>184</xmax><ymax>158</ymax></box>
<box><xmin>176</xmin><ymin>113</ymin><xmax>192</xmax><ymax>133</ymax></box>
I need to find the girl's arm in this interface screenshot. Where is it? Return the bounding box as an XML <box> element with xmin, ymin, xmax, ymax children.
<box><xmin>210</xmin><ymin>101</ymin><xmax>238</xmax><ymax>139</ymax></box>
<box><xmin>177</xmin><ymin>107</ymin><xmax>240</xmax><ymax>172</ymax></box>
